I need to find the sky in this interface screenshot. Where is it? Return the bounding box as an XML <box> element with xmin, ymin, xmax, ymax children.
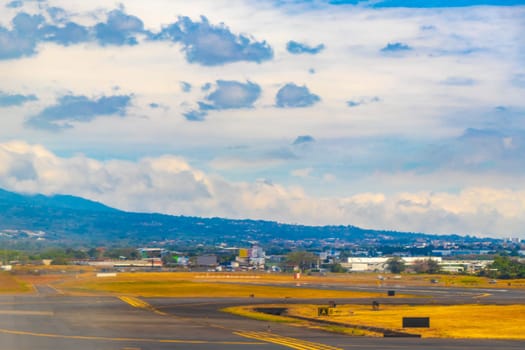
<box><xmin>0</xmin><ymin>0</ymin><xmax>524</xmax><ymax>238</ymax></box>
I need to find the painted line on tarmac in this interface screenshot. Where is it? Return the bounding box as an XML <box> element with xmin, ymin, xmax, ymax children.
<box><xmin>0</xmin><ymin>299</ymin><xmax>107</xmax><ymax>306</ymax></box>
<box><xmin>0</xmin><ymin>327</ymin><xmax>263</xmax><ymax>345</ymax></box>
<box><xmin>119</xmin><ymin>296</ymin><xmax>342</xmax><ymax>350</ymax></box>
<box><xmin>382</xmin><ymin>288</ymin><xmax>478</xmax><ymax>296</ymax></box>
<box><xmin>119</xmin><ymin>296</ymin><xmax>167</xmax><ymax>315</ymax></box>
<box><xmin>117</xmin><ymin>296</ymin><xmax>232</xmax><ymax>330</ymax></box>
<box><xmin>473</xmin><ymin>293</ymin><xmax>492</xmax><ymax>299</ymax></box>
<box><xmin>0</xmin><ymin>310</ymin><xmax>53</xmax><ymax>316</ymax></box>
<box><xmin>235</xmin><ymin>331</ymin><xmax>342</xmax><ymax>350</ymax></box>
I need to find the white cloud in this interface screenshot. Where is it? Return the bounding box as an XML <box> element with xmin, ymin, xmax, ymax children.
<box><xmin>1</xmin><ymin>141</ymin><xmax>525</xmax><ymax>237</ymax></box>
<box><xmin>322</xmin><ymin>173</ymin><xmax>336</xmax><ymax>182</ymax></box>
<box><xmin>210</xmin><ymin>156</ymin><xmax>285</xmax><ymax>170</ymax></box>
<box><xmin>1</xmin><ymin>2</ymin><xmax>524</xmax><ymax>238</ymax></box>
<box><xmin>502</xmin><ymin>136</ymin><xmax>514</xmax><ymax>149</ymax></box>
<box><xmin>291</xmin><ymin>167</ymin><xmax>313</xmax><ymax>178</ymax></box>
<box><xmin>2</xmin><ymin>3</ymin><xmax>523</xmax><ymax>142</ymax></box>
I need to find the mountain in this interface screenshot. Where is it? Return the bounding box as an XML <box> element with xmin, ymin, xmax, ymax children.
<box><xmin>0</xmin><ymin>188</ymin><xmax>462</xmax><ymax>247</ymax></box>
<box><xmin>0</xmin><ymin>188</ymin><xmax>118</xmax><ymax>212</ymax></box>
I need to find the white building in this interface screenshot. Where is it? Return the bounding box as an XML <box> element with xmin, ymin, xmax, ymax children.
<box><xmin>249</xmin><ymin>245</ymin><xmax>266</xmax><ymax>267</ymax></box>
<box><xmin>343</xmin><ymin>257</ymin><xmax>443</xmax><ymax>272</ymax></box>
<box><xmin>439</xmin><ymin>260</ymin><xmax>492</xmax><ymax>273</ymax></box>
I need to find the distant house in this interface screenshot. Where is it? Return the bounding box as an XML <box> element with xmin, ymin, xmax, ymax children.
<box><xmin>135</xmin><ymin>247</ymin><xmax>167</xmax><ymax>268</ymax></box>
<box><xmin>138</xmin><ymin>248</ymin><xmax>169</xmax><ymax>259</ymax></box>
<box><xmin>235</xmin><ymin>246</ymin><xmax>266</xmax><ymax>269</ymax></box>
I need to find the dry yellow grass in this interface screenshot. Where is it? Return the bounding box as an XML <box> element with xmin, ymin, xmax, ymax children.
<box><xmin>11</xmin><ymin>267</ymin><xmax>525</xmax><ymax>290</ymax></box>
<box><xmin>0</xmin><ymin>272</ymin><xmax>32</xmax><ymax>293</ymax></box>
<box><xmin>286</xmin><ymin>304</ymin><xmax>525</xmax><ymax>339</ymax></box>
<box><xmin>417</xmin><ymin>274</ymin><xmax>525</xmax><ymax>289</ymax></box>
<box><xmin>10</xmin><ymin>267</ymin><xmax>525</xmax><ymax>299</ymax></box>
<box><xmin>13</xmin><ymin>265</ymin><xmax>96</xmax><ymax>273</ymax></box>
<box><xmin>185</xmin><ymin>271</ymin><xmax>525</xmax><ymax>289</ymax></box>
<box><xmin>52</xmin><ymin>271</ymin><xmax>524</xmax><ymax>297</ymax></box>
<box><xmin>222</xmin><ymin>305</ymin><xmax>299</xmax><ymax>323</ymax></box>
<box><xmin>222</xmin><ymin>304</ymin><xmax>381</xmax><ymax>337</ymax></box>
<box><xmin>57</xmin><ymin>273</ymin><xmax>394</xmax><ymax>298</ymax></box>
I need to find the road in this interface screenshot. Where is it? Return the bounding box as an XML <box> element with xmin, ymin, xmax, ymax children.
<box><xmin>0</xmin><ymin>283</ymin><xmax>524</xmax><ymax>350</ymax></box>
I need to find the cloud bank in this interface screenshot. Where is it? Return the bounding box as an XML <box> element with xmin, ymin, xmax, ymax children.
<box><xmin>154</xmin><ymin>15</ymin><xmax>273</xmax><ymax>66</ymax></box>
<box><xmin>0</xmin><ymin>91</ymin><xmax>37</xmax><ymax>107</ymax></box>
<box><xmin>26</xmin><ymin>94</ymin><xmax>132</xmax><ymax>131</ymax></box>
<box><xmin>276</xmin><ymin>83</ymin><xmax>321</xmax><ymax>108</ymax></box>
<box><xmin>185</xmin><ymin>80</ymin><xmax>261</xmax><ymax>121</ymax></box>
<box><xmin>380</xmin><ymin>42</ymin><xmax>412</xmax><ymax>53</ymax></box>
<box><xmin>1</xmin><ymin>1</ymin><xmax>524</xmax><ymax>237</ymax></box>
<box><xmin>293</xmin><ymin>135</ymin><xmax>316</xmax><ymax>145</ymax></box>
<box><xmin>1</xmin><ymin>141</ymin><xmax>524</xmax><ymax>236</ymax></box>
<box><xmin>0</xmin><ymin>9</ymin><xmax>273</xmax><ymax>66</ymax></box>
<box><xmin>286</xmin><ymin>40</ymin><xmax>325</xmax><ymax>55</ymax></box>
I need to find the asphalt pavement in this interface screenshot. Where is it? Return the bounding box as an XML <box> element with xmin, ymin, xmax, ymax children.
<box><xmin>0</xmin><ymin>283</ymin><xmax>524</xmax><ymax>350</ymax></box>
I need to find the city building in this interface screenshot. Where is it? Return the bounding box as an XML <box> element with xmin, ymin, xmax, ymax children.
<box><xmin>343</xmin><ymin>257</ymin><xmax>443</xmax><ymax>272</ymax></box>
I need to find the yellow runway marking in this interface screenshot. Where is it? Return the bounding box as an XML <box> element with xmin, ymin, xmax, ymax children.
<box><xmin>234</xmin><ymin>331</ymin><xmax>342</xmax><ymax>350</ymax></box>
<box><xmin>473</xmin><ymin>293</ymin><xmax>492</xmax><ymax>299</ymax></box>
<box><xmin>0</xmin><ymin>327</ymin><xmax>263</xmax><ymax>345</ymax></box>
<box><xmin>0</xmin><ymin>310</ymin><xmax>53</xmax><ymax>316</ymax></box>
<box><xmin>119</xmin><ymin>296</ymin><xmax>167</xmax><ymax>315</ymax></box>
<box><xmin>118</xmin><ymin>296</ymin><xmax>341</xmax><ymax>349</ymax></box>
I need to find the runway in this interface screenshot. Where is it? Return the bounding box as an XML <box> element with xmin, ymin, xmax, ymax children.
<box><xmin>0</xmin><ymin>284</ymin><xmax>524</xmax><ymax>350</ymax></box>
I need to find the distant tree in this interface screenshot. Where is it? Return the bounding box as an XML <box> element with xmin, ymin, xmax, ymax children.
<box><xmin>426</xmin><ymin>259</ymin><xmax>441</xmax><ymax>274</ymax></box>
<box><xmin>386</xmin><ymin>257</ymin><xmax>405</xmax><ymax>273</ymax></box>
<box><xmin>485</xmin><ymin>256</ymin><xmax>525</xmax><ymax>279</ymax></box>
<box><xmin>87</xmin><ymin>247</ymin><xmax>100</xmax><ymax>259</ymax></box>
<box><xmin>51</xmin><ymin>256</ymin><xmax>68</xmax><ymax>265</ymax></box>
<box><xmin>105</xmin><ymin>248</ymin><xmax>138</xmax><ymax>260</ymax></box>
<box><xmin>330</xmin><ymin>263</ymin><xmax>347</xmax><ymax>273</ymax></box>
<box><xmin>40</xmin><ymin>248</ymin><xmax>66</xmax><ymax>260</ymax></box>
<box><xmin>218</xmin><ymin>253</ymin><xmax>235</xmax><ymax>265</ymax></box>
<box><xmin>285</xmin><ymin>251</ymin><xmax>318</xmax><ymax>272</ymax></box>
<box><xmin>413</xmin><ymin>259</ymin><xmax>441</xmax><ymax>274</ymax></box>
<box><xmin>0</xmin><ymin>249</ymin><xmax>27</xmax><ymax>264</ymax></box>
<box><xmin>68</xmin><ymin>249</ymin><xmax>88</xmax><ymax>259</ymax></box>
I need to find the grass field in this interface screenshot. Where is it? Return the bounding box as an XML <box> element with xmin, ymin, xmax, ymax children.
<box><xmin>57</xmin><ymin>272</ymin><xmax>396</xmax><ymax>298</ymax></box>
<box><xmin>191</xmin><ymin>272</ymin><xmax>525</xmax><ymax>289</ymax></box>
<box><xmin>222</xmin><ymin>305</ymin><xmax>382</xmax><ymax>337</ymax></box>
<box><xmin>0</xmin><ymin>272</ymin><xmax>32</xmax><ymax>293</ymax></box>
<box><xmin>10</xmin><ymin>266</ymin><xmax>525</xmax><ymax>290</ymax></box>
<box><xmin>4</xmin><ymin>267</ymin><xmax>525</xmax><ymax>340</ymax></box>
<box><xmin>6</xmin><ymin>267</ymin><xmax>525</xmax><ymax>299</ymax></box>
<box><xmin>286</xmin><ymin>304</ymin><xmax>525</xmax><ymax>339</ymax></box>
<box><xmin>222</xmin><ymin>305</ymin><xmax>300</xmax><ymax>323</ymax></box>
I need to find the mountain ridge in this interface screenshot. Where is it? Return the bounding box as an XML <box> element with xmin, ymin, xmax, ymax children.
<box><xmin>0</xmin><ymin>188</ymin><xmax>119</xmax><ymax>213</ymax></box>
<box><xmin>0</xmin><ymin>188</ymin><xmax>464</xmax><ymax>246</ymax></box>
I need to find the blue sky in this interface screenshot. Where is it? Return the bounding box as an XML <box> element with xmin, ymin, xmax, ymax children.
<box><xmin>0</xmin><ymin>0</ymin><xmax>524</xmax><ymax>238</ymax></box>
